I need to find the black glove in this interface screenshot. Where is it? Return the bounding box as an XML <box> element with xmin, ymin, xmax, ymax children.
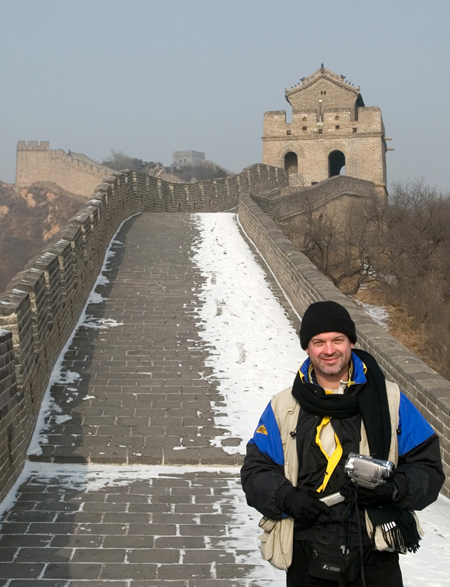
<box><xmin>278</xmin><ymin>486</ymin><xmax>332</xmax><ymax>529</ymax></box>
<box><xmin>342</xmin><ymin>473</ymin><xmax>409</xmax><ymax>508</ymax></box>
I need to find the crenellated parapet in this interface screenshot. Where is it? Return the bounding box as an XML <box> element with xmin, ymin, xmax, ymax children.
<box><xmin>238</xmin><ymin>194</ymin><xmax>450</xmax><ymax>498</ymax></box>
<box><xmin>16</xmin><ymin>142</ymin><xmax>112</xmax><ymax>196</ymax></box>
<box><xmin>0</xmin><ymin>164</ymin><xmax>287</xmax><ymax>500</ymax></box>
<box><xmin>250</xmin><ymin>175</ymin><xmax>378</xmax><ymax>222</ymax></box>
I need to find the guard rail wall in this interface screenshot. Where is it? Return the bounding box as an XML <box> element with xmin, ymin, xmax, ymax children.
<box><xmin>251</xmin><ymin>175</ymin><xmax>378</xmax><ymax>222</ymax></box>
<box><xmin>0</xmin><ymin>164</ymin><xmax>287</xmax><ymax>500</ymax></box>
<box><xmin>238</xmin><ymin>193</ymin><xmax>450</xmax><ymax>498</ymax></box>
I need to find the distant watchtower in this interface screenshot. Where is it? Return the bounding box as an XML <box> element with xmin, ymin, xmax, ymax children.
<box><xmin>262</xmin><ymin>66</ymin><xmax>391</xmax><ymax>198</ymax></box>
<box><xmin>173</xmin><ymin>150</ymin><xmax>205</xmax><ymax>168</ymax></box>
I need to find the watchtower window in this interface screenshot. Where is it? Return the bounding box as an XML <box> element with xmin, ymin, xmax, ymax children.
<box><xmin>320</xmin><ymin>91</ymin><xmax>327</xmax><ymax>95</ymax></box>
<box><xmin>302</xmin><ymin>126</ymin><xmax>307</xmax><ymax>131</ymax></box>
<box><xmin>353</xmin><ymin>128</ymin><xmax>357</xmax><ymax>133</ymax></box>
<box><xmin>318</xmin><ymin>128</ymin><xmax>323</xmax><ymax>134</ymax></box>
<box><xmin>335</xmin><ymin>125</ymin><xmax>340</xmax><ymax>130</ymax></box>
<box><xmin>287</xmin><ymin>130</ymin><xmax>291</xmax><ymax>135</ymax></box>
<box><xmin>284</xmin><ymin>152</ymin><xmax>298</xmax><ymax>175</ymax></box>
<box><xmin>303</xmin><ymin>116</ymin><xmax>307</xmax><ymax>121</ymax></box>
<box><xmin>335</xmin><ymin>115</ymin><xmax>340</xmax><ymax>120</ymax></box>
<box><xmin>329</xmin><ymin>150</ymin><xmax>346</xmax><ymax>177</ymax></box>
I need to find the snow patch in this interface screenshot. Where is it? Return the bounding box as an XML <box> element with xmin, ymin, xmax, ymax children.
<box><xmin>82</xmin><ymin>317</ymin><xmax>124</xmax><ymax>330</ymax></box>
<box><xmin>54</xmin><ymin>414</ymin><xmax>72</xmax><ymax>425</ymax></box>
<box><xmin>356</xmin><ymin>300</ymin><xmax>389</xmax><ymax>328</ymax></box>
<box><xmin>190</xmin><ymin>214</ymin><xmax>306</xmax><ymax>455</ymax></box>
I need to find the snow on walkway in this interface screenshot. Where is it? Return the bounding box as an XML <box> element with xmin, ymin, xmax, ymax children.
<box><xmin>191</xmin><ymin>213</ymin><xmax>305</xmax><ymax>453</ymax></box>
<box><xmin>191</xmin><ymin>212</ymin><xmax>450</xmax><ymax>587</ymax></box>
<box><xmin>0</xmin><ymin>212</ymin><xmax>448</xmax><ymax>586</ymax></box>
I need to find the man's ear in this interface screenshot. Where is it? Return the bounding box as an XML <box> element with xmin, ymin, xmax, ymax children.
<box><xmin>350</xmin><ymin>343</ymin><xmax>354</xmax><ymax>350</ymax></box>
<box><xmin>305</xmin><ymin>348</ymin><xmax>309</xmax><ymax>356</ymax></box>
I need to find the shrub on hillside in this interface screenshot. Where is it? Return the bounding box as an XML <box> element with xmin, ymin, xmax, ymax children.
<box><xmin>279</xmin><ymin>179</ymin><xmax>450</xmax><ymax>379</ymax></box>
<box><xmin>170</xmin><ymin>162</ymin><xmax>230</xmax><ymax>182</ymax></box>
<box><xmin>101</xmin><ymin>150</ymin><xmax>161</xmax><ymax>173</ymax></box>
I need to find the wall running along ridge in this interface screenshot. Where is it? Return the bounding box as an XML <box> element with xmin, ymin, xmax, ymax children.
<box><xmin>251</xmin><ymin>175</ymin><xmax>377</xmax><ymax>222</ymax></box>
<box><xmin>15</xmin><ymin>142</ymin><xmax>112</xmax><ymax>197</ymax></box>
<box><xmin>238</xmin><ymin>194</ymin><xmax>450</xmax><ymax>498</ymax></box>
<box><xmin>0</xmin><ymin>163</ymin><xmax>449</xmax><ymax>502</ymax></box>
<box><xmin>0</xmin><ymin>164</ymin><xmax>286</xmax><ymax>500</ymax></box>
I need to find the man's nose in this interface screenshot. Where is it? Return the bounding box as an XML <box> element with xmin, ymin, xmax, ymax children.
<box><xmin>323</xmin><ymin>343</ymin><xmax>336</xmax><ymax>355</ymax></box>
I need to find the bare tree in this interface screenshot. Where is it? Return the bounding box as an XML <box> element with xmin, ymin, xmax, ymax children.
<box><xmin>282</xmin><ymin>195</ymin><xmax>385</xmax><ymax>295</ymax></box>
<box><xmin>280</xmin><ymin>178</ymin><xmax>450</xmax><ymax>379</ymax></box>
<box><xmin>101</xmin><ymin>150</ymin><xmax>161</xmax><ymax>173</ymax></box>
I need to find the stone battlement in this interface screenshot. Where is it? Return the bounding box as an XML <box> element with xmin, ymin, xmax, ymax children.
<box><xmin>251</xmin><ymin>175</ymin><xmax>377</xmax><ymax>221</ymax></box>
<box><xmin>17</xmin><ymin>141</ymin><xmax>50</xmax><ymax>150</ymax></box>
<box><xmin>0</xmin><ymin>164</ymin><xmax>449</xmax><ymax>505</ymax></box>
<box><xmin>0</xmin><ymin>164</ymin><xmax>287</xmax><ymax>501</ymax></box>
<box><xmin>16</xmin><ymin>142</ymin><xmax>112</xmax><ymax>196</ymax></box>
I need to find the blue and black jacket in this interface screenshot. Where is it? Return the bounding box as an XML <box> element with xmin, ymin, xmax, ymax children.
<box><xmin>241</xmin><ymin>353</ymin><xmax>444</xmax><ymax>531</ymax></box>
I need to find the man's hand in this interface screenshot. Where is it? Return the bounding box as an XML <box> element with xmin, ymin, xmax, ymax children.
<box><xmin>342</xmin><ymin>472</ymin><xmax>409</xmax><ymax>508</ymax></box>
<box><xmin>280</xmin><ymin>487</ymin><xmax>332</xmax><ymax>529</ymax></box>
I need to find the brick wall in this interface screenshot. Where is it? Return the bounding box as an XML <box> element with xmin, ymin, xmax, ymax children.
<box><xmin>0</xmin><ymin>164</ymin><xmax>287</xmax><ymax>500</ymax></box>
<box><xmin>251</xmin><ymin>175</ymin><xmax>377</xmax><ymax>221</ymax></box>
<box><xmin>0</xmin><ymin>170</ymin><xmax>134</xmax><ymax>499</ymax></box>
<box><xmin>238</xmin><ymin>194</ymin><xmax>450</xmax><ymax>497</ymax></box>
<box><xmin>16</xmin><ymin>142</ymin><xmax>111</xmax><ymax>196</ymax></box>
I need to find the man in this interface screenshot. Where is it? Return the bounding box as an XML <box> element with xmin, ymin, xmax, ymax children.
<box><xmin>241</xmin><ymin>301</ymin><xmax>444</xmax><ymax>587</ymax></box>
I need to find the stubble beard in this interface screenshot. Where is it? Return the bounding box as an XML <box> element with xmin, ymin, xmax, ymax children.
<box><xmin>312</xmin><ymin>353</ymin><xmax>350</xmax><ymax>380</ymax></box>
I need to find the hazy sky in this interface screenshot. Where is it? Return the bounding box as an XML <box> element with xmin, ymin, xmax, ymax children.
<box><xmin>1</xmin><ymin>0</ymin><xmax>450</xmax><ymax>190</ymax></box>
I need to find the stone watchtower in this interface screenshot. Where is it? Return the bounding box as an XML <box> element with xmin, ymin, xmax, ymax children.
<box><xmin>262</xmin><ymin>66</ymin><xmax>392</xmax><ymax>197</ymax></box>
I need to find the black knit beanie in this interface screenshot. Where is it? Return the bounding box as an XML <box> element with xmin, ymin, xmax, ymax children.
<box><xmin>300</xmin><ymin>301</ymin><xmax>357</xmax><ymax>349</ymax></box>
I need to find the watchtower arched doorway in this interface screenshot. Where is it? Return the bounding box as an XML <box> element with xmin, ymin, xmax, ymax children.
<box><xmin>328</xmin><ymin>150</ymin><xmax>346</xmax><ymax>177</ymax></box>
<box><xmin>284</xmin><ymin>152</ymin><xmax>298</xmax><ymax>175</ymax></box>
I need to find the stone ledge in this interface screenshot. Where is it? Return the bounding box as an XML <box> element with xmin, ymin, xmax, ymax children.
<box><xmin>239</xmin><ymin>193</ymin><xmax>450</xmax><ymax>498</ymax></box>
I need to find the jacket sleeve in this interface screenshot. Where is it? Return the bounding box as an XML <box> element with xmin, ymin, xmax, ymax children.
<box><xmin>395</xmin><ymin>393</ymin><xmax>445</xmax><ymax>510</ymax></box>
<box><xmin>240</xmin><ymin>401</ymin><xmax>293</xmax><ymax>519</ymax></box>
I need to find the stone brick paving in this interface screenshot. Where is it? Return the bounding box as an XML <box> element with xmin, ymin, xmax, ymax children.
<box><xmin>30</xmin><ymin>213</ymin><xmax>243</xmax><ymax>466</ymax></box>
<box><xmin>0</xmin><ymin>465</ymin><xmax>283</xmax><ymax>586</ymax></box>
<box><xmin>0</xmin><ymin>213</ymin><xmax>291</xmax><ymax>585</ymax></box>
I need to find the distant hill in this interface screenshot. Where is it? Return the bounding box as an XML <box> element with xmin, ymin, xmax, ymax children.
<box><xmin>101</xmin><ymin>150</ymin><xmax>232</xmax><ymax>182</ymax></box>
<box><xmin>0</xmin><ymin>181</ymin><xmax>86</xmax><ymax>293</ymax></box>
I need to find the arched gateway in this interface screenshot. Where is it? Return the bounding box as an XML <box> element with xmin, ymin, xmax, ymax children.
<box><xmin>262</xmin><ymin>66</ymin><xmax>390</xmax><ymax>198</ymax></box>
<box><xmin>329</xmin><ymin>150</ymin><xmax>345</xmax><ymax>177</ymax></box>
<box><xmin>284</xmin><ymin>152</ymin><xmax>298</xmax><ymax>175</ymax></box>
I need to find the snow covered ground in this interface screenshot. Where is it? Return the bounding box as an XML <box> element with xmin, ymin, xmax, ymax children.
<box><xmin>190</xmin><ymin>213</ymin><xmax>450</xmax><ymax>586</ymax></box>
<box><xmin>191</xmin><ymin>213</ymin><xmax>305</xmax><ymax>453</ymax></box>
<box><xmin>0</xmin><ymin>212</ymin><xmax>448</xmax><ymax>586</ymax></box>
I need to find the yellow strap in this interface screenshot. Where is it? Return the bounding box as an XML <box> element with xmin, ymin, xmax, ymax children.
<box><xmin>315</xmin><ymin>415</ymin><xmax>343</xmax><ymax>493</ymax></box>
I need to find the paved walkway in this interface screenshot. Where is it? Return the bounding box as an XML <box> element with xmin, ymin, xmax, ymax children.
<box><xmin>0</xmin><ymin>213</ymin><xmax>291</xmax><ymax>586</ymax></box>
<box><xmin>30</xmin><ymin>213</ymin><xmax>244</xmax><ymax>466</ymax></box>
<box><xmin>1</xmin><ymin>213</ymin><xmax>449</xmax><ymax>587</ymax></box>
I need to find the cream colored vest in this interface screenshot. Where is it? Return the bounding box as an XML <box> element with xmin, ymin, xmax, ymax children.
<box><xmin>258</xmin><ymin>380</ymin><xmax>421</xmax><ymax>569</ymax></box>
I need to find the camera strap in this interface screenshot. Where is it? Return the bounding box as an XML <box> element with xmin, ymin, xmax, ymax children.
<box><xmin>339</xmin><ymin>482</ymin><xmax>368</xmax><ymax>587</ymax></box>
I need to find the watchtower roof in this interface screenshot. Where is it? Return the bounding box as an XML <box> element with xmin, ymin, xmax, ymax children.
<box><xmin>285</xmin><ymin>66</ymin><xmax>365</xmax><ymax>108</ymax></box>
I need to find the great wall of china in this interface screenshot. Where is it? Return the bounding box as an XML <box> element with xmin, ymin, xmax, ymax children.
<box><xmin>0</xmin><ymin>165</ymin><xmax>449</xmax><ymax>505</ymax></box>
<box><xmin>2</xmin><ymin>66</ymin><xmax>448</xmax><ymax>507</ymax></box>
<box><xmin>15</xmin><ymin>141</ymin><xmax>112</xmax><ymax>197</ymax></box>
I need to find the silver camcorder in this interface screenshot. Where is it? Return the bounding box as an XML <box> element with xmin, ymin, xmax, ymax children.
<box><xmin>344</xmin><ymin>452</ymin><xmax>394</xmax><ymax>489</ymax></box>
<box><xmin>319</xmin><ymin>453</ymin><xmax>395</xmax><ymax>506</ymax></box>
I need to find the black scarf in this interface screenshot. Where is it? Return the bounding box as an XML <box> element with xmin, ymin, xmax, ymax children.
<box><xmin>292</xmin><ymin>348</ymin><xmax>421</xmax><ymax>553</ymax></box>
<box><xmin>292</xmin><ymin>348</ymin><xmax>391</xmax><ymax>460</ymax></box>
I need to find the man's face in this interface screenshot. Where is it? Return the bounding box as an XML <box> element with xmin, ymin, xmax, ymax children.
<box><xmin>306</xmin><ymin>332</ymin><xmax>354</xmax><ymax>383</ymax></box>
